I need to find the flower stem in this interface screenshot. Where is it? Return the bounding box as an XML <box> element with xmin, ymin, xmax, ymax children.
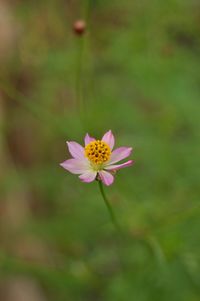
<box><xmin>75</xmin><ymin>0</ymin><xmax>91</xmax><ymax>129</ymax></box>
<box><xmin>75</xmin><ymin>36</ymin><xmax>84</xmax><ymax>124</ymax></box>
<box><xmin>98</xmin><ymin>180</ymin><xmax>121</xmax><ymax>233</ymax></box>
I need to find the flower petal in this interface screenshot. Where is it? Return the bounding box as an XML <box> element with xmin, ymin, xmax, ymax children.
<box><xmin>67</xmin><ymin>141</ymin><xmax>85</xmax><ymax>159</ymax></box>
<box><xmin>99</xmin><ymin>170</ymin><xmax>114</xmax><ymax>186</ymax></box>
<box><xmin>79</xmin><ymin>171</ymin><xmax>97</xmax><ymax>183</ymax></box>
<box><xmin>101</xmin><ymin>130</ymin><xmax>115</xmax><ymax>150</ymax></box>
<box><xmin>105</xmin><ymin>160</ymin><xmax>134</xmax><ymax>171</ymax></box>
<box><xmin>108</xmin><ymin>147</ymin><xmax>133</xmax><ymax>164</ymax></box>
<box><xmin>84</xmin><ymin>133</ymin><xmax>95</xmax><ymax>146</ymax></box>
<box><xmin>60</xmin><ymin>158</ymin><xmax>90</xmax><ymax>174</ymax></box>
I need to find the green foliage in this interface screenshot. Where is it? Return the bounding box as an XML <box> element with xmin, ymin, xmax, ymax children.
<box><xmin>0</xmin><ymin>0</ymin><xmax>200</xmax><ymax>300</ymax></box>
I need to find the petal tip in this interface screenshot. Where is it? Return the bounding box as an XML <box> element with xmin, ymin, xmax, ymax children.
<box><xmin>79</xmin><ymin>171</ymin><xmax>97</xmax><ymax>183</ymax></box>
<box><xmin>129</xmin><ymin>147</ymin><xmax>133</xmax><ymax>154</ymax></box>
<box><xmin>102</xmin><ymin>130</ymin><xmax>115</xmax><ymax>150</ymax></box>
<box><xmin>59</xmin><ymin>162</ymin><xmax>65</xmax><ymax>168</ymax></box>
<box><xmin>99</xmin><ymin>170</ymin><xmax>114</xmax><ymax>186</ymax></box>
<box><xmin>84</xmin><ymin>133</ymin><xmax>96</xmax><ymax>146</ymax></box>
<box><xmin>103</xmin><ymin>180</ymin><xmax>113</xmax><ymax>186</ymax></box>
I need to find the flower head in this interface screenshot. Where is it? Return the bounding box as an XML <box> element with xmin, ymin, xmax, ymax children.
<box><xmin>60</xmin><ymin>130</ymin><xmax>134</xmax><ymax>186</ymax></box>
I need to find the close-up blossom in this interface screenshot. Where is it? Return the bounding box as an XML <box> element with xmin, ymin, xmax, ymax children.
<box><xmin>60</xmin><ymin>130</ymin><xmax>133</xmax><ymax>186</ymax></box>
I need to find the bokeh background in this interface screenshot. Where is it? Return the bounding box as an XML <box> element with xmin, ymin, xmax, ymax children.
<box><xmin>0</xmin><ymin>0</ymin><xmax>200</xmax><ymax>300</ymax></box>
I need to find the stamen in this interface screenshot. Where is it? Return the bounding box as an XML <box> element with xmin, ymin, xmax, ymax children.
<box><xmin>85</xmin><ymin>140</ymin><xmax>111</xmax><ymax>165</ymax></box>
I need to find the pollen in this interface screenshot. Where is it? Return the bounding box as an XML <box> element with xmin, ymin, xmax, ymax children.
<box><xmin>85</xmin><ymin>140</ymin><xmax>111</xmax><ymax>165</ymax></box>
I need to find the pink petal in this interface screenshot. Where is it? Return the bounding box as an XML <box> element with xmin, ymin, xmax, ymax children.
<box><xmin>108</xmin><ymin>147</ymin><xmax>133</xmax><ymax>164</ymax></box>
<box><xmin>79</xmin><ymin>171</ymin><xmax>97</xmax><ymax>183</ymax></box>
<box><xmin>99</xmin><ymin>170</ymin><xmax>114</xmax><ymax>186</ymax></box>
<box><xmin>67</xmin><ymin>141</ymin><xmax>85</xmax><ymax>159</ymax></box>
<box><xmin>105</xmin><ymin>160</ymin><xmax>134</xmax><ymax>171</ymax></box>
<box><xmin>60</xmin><ymin>158</ymin><xmax>89</xmax><ymax>174</ymax></box>
<box><xmin>101</xmin><ymin>130</ymin><xmax>115</xmax><ymax>150</ymax></box>
<box><xmin>84</xmin><ymin>133</ymin><xmax>95</xmax><ymax>146</ymax></box>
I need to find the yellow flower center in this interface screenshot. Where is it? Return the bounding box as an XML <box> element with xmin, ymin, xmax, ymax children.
<box><xmin>85</xmin><ymin>140</ymin><xmax>111</xmax><ymax>165</ymax></box>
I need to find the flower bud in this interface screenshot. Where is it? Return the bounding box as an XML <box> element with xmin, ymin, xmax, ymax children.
<box><xmin>73</xmin><ymin>20</ymin><xmax>86</xmax><ymax>36</ymax></box>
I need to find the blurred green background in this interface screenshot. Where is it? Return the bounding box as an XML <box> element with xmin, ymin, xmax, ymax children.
<box><xmin>0</xmin><ymin>0</ymin><xmax>200</xmax><ymax>300</ymax></box>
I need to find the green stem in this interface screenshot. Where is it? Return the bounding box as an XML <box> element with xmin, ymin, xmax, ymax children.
<box><xmin>98</xmin><ymin>180</ymin><xmax>121</xmax><ymax>232</ymax></box>
<box><xmin>76</xmin><ymin>36</ymin><xmax>84</xmax><ymax>122</ymax></box>
<box><xmin>75</xmin><ymin>0</ymin><xmax>91</xmax><ymax>128</ymax></box>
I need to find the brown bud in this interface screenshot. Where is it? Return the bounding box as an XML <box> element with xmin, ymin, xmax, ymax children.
<box><xmin>73</xmin><ymin>20</ymin><xmax>86</xmax><ymax>36</ymax></box>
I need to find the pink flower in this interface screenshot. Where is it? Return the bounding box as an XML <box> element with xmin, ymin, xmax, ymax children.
<box><xmin>60</xmin><ymin>130</ymin><xmax>134</xmax><ymax>186</ymax></box>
